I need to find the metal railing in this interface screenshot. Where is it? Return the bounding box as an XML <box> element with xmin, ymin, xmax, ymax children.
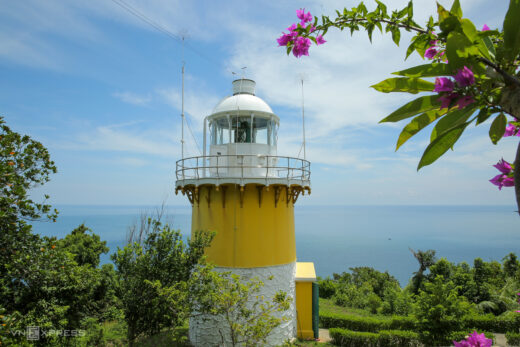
<box><xmin>176</xmin><ymin>154</ymin><xmax>310</xmax><ymax>182</ymax></box>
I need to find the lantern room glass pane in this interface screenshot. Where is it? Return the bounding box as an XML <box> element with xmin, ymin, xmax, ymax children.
<box><xmin>230</xmin><ymin>116</ymin><xmax>252</xmax><ymax>143</ymax></box>
<box><xmin>253</xmin><ymin>117</ymin><xmax>268</xmax><ymax>144</ymax></box>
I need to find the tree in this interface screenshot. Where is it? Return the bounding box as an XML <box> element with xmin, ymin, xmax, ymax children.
<box><xmin>278</xmin><ymin>0</ymin><xmax>520</xmax><ymax>213</ymax></box>
<box><xmin>111</xmin><ymin>220</ymin><xmax>213</xmax><ymax>346</ymax></box>
<box><xmin>414</xmin><ymin>275</ymin><xmax>475</xmax><ymax>345</ymax></box>
<box><xmin>503</xmin><ymin>252</ymin><xmax>520</xmax><ymax>277</ymax></box>
<box><xmin>58</xmin><ymin>224</ymin><xmax>109</xmax><ymax>268</ymax></box>
<box><xmin>409</xmin><ymin>248</ymin><xmax>437</xmax><ymax>295</ymax></box>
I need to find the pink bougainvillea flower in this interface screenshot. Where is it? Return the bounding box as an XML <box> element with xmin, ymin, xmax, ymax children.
<box><xmin>292</xmin><ymin>36</ymin><xmax>311</xmax><ymax>58</ymax></box>
<box><xmin>466</xmin><ymin>331</ymin><xmax>493</xmax><ymax>347</ymax></box>
<box><xmin>277</xmin><ymin>33</ymin><xmax>292</xmax><ymax>46</ymax></box>
<box><xmin>316</xmin><ymin>34</ymin><xmax>326</xmax><ymax>45</ymax></box>
<box><xmin>296</xmin><ymin>8</ymin><xmax>313</xmax><ymax>24</ymax></box>
<box><xmin>425</xmin><ymin>47</ymin><xmax>438</xmax><ymax>59</ymax></box>
<box><xmin>287</xmin><ymin>23</ymin><xmax>298</xmax><ymax>33</ymax></box>
<box><xmin>439</xmin><ymin>92</ymin><xmax>459</xmax><ymax>109</ymax></box>
<box><xmin>482</xmin><ymin>24</ymin><xmax>490</xmax><ymax>31</ymax></box>
<box><xmin>434</xmin><ymin>77</ymin><xmax>455</xmax><ymax>92</ymax></box>
<box><xmin>454</xmin><ymin>331</ymin><xmax>493</xmax><ymax>347</ymax></box>
<box><xmin>493</xmin><ymin>158</ymin><xmax>512</xmax><ymax>174</ymax></box>
<box><xmin>456</xmin><ymin>95</ymin><xmax>475</xmax><ymax>109</ymax></box>
<box><xmin>504</xmin><ymin>124</ymin><xmax>520</xmax><ymax>137</ymax></box>
<box><xmin>490</xmin><ymin>174</ymin><xmax>515</xmax><ymax>190</ymax></box>
<box><xmin>454</xmin><ymin>66</ymin><xmax>475</xmax><ymax>86</ymax></box>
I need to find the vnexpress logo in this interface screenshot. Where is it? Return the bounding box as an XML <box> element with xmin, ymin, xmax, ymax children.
<box><xmin>26</xmin><ymin>326</ymin><xmax>40</xmax><ymax>340</ymax></box>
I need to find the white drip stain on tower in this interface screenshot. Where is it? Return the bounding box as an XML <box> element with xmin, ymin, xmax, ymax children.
<box><xmin>176</xmin><ymin>79</ymin><xmax>317</xmax><ymax>345</ymax></box>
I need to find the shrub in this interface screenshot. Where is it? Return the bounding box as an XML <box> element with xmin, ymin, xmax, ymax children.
<box><xmin>378</xmin><ymin>330</ymin><xmax>421</xmax><ymax>347</ymax></box>
<box><xmin>318</xmin><ymin>277</ymin><xmax>336</xmax><ymax>299</ymax></box>
<box><xmin>320</xmin><ymin>311</ymin><xmax>416</xmax><ymax>332</ymax></box>
<box><xmin>462</xmin><ymin>313</ymin><xmax>518</xmax><ymax>333</ymax></box>
<box><xmin>329</xmin><ymin>328</ymin><xmax>420</xmax><ymax>347</ymax></box>
<box><xmin>320</xmin><ymin>312</ymin><xmax>385</xmax><ymax>332</ymax></box>
<box><xmin>329</xmin><ymin>328</ymin><xmax>379</xmax><ymax>347</ymax></box>
<box><xmin>506</xmin><ymin>332</ymin><xmax>520</xmax><ymax>346</ymax></box>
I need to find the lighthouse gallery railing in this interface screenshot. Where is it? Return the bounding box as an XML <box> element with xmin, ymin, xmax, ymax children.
<box><xmin>176</xmin><ymin>155</ymin><xmax>310</xmax><ymax>183</ymax></box>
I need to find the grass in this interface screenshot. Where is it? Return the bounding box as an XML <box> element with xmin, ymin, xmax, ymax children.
<box><xmin>319</xmin><ymin>298</ymin><xmax>386</xmax><ymax>319</ymax></box>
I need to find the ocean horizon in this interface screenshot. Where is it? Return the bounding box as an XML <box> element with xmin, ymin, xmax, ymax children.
<box><xmin>32</xmin><ymin>204</ymin><xmax>520</xmax><ymax>286</ymax></box>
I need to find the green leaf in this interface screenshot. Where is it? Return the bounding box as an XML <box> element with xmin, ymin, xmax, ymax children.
<box><xmin>430</xmin><ymin>106</ymin><xmax>476</xmax><ymax>142</ymax></box>
<box><xmin>440</xmin><ymin>16</ymin><xmax>461</xmax><ymax>34</ymax></box>
<box><xmin>392</xmin><ymin>63</ymin><xmax>454</xmax><ymax>78</ymax></box>
<box><xmin>503</xmin><ymin>0</ymin><xmax>520</xmax><ymax>61</ymax></box>
<box><xmin>450</xmin><ymin>0</ymin><xmax>463</xmax><ymax>18</ymax></box>
<box><xmin>446</xmin><ymin>32</ymin><xmax>478</xmax><ymax>67</ymax></box>
<box><xmin>489</xmin><ymin>113</ymin><xmax>507</xmax><ymax>144</ymax></box>
<box><xmin>396</xmin><ymin>109</ymin><xmax>447</xmax><ymax>150</ymax></box>
<box><xmin>371</xmin><ymin>78</ymin><xmax>434</xmax><ymax>94</ymax></box>
<box><xmin>380</xmin><ymin>95</ymin><xmax>441</xmax><ymax>123</ymax></box>
<box><xmin>476</xmin><ymin>108</ymin><xmax>493</xmax><ymax>125</ymax></box>
<box><xmin>391</xmin><ymin>27</ymin><xmax>401</xmax><ymax>46</ymax></box>
<box><xmin>437</xmin><ymin>3</ymin><xmax>450</xmax><ymax>22</ymax></box>
<box><xmin>418</xmin><ymin>122</ymin><xmax>469</xmax><ymax>170</ymax></box>
<box><xmin>481</xmin><ymin>36</ymin><xmax>496</xmax><ymax>58</ymax></box>
<box><xmin>460</xmin><ymin>19</ymin><xmax>491</xmax><ymax>60</ymax></box>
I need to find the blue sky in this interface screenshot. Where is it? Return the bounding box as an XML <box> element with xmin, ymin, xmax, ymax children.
<box><xmin>1</xmin><ymin>0</ymin><xmax>516</xmax><ymax>206</ymax></box>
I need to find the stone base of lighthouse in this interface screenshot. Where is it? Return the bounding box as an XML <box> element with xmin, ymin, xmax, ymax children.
<box><xmin>189</xmin><ymin>262</ymin><xmax>297</xmax><ymax>346</ymax></box>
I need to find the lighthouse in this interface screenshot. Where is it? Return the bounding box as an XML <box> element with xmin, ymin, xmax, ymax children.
<box><xmin>176</xmin><ymin>79</ymin><xmax>316</xmax><ymax>345</ymax></box>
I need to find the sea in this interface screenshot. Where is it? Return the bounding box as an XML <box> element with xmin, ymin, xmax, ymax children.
<box><xmin>32</xmin><ymin>204</ymin><xmax>520</xmax><ymax>287</ymax></box>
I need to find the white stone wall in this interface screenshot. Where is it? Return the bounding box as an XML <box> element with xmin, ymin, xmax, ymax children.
<box><xmin>189</xmin><ymin>262</ymin><xmax>296</xmax><ymax>346</ymax></box>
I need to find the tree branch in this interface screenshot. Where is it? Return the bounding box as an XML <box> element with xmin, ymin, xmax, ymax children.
<box><xmin>479</xmin><ymin>57</ymin><xmax>520</xmax><ymax>88</ymax></box>
<box><xmin>331</xmin><ymin>18</ymin><xmax>428</xmax><ymax>34</ymax></box>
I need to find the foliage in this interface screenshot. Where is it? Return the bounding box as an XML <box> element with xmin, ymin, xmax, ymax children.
<box><xmin>329</xmin><ymin>328</ymin><xmax>420</xmax><ymax>347</ymax></box>
<box><xmin>58</xmin><ymin>224</ymin><xmax>109</xmax><ymax>268</ymax></box>
<box><xmin>279</xmin><ymin>0</ymin><xmax>520</xmax><ymax>212</ymax></box>
<box><xmin>320</xmin><ymin>311</ymin><xmax>416</xmax><ymax>332</ymax></box>
<box><xmin>506</xmin><ymin>331</ymin><xmax>520</xmax><ymax>346</ymax></box>
<box><xmin>317</xmin><ymin>277</ymin><xmax>337</xmax><ymax>299</ymax></box>
<box><xmin>409</xmin><ymin>248</ymin><xmax>436</xmax><ymax>295</ymax></box>
<box><xmin>111</xmin><ymin>222</ymin><xmax>213</xmax><ymax>345</ymax></box>
<box><xmin>189</xmin><ymin>270</ymin><xmax>292</xmax><ymax>347</ymax></box>
<box><xmin>414</xmin><ymin>275</ymin><xmax>475</xmax><ymax>345</ymax></box>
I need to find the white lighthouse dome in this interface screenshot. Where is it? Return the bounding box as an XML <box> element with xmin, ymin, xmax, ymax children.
<box><xmin>211</xmin><ymin>79</ymin><xmax>275</xmax><ymax>116</ymax></box>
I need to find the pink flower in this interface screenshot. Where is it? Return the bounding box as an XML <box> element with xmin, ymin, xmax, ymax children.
<box><xmin>296</xmin><ymin>8</ymin><xmax>313</xmax><ymax>24</ymax></box>
<box><xmin>439</xmin><ymin>93</ymin><xmax>459</xmax><ymax>109</ymax></box>
<box><xmin>434</xmin><ymin>77</ymin><xmax>455</xmax><ymax>92</ymax></box>
<box><xmin>493</xmin><ymin>159</ymin><xmax>512</xmax><ymax>174</ymax></box>
<box><xmin>454</xmin><ymin>331</ymin><xmax>493</xmax><ymax>347</ymax></box>
<box><xmin>504</xmin><ymin>124</ymin><xmax>520</xmax><ymax>137</ymax></box>
<box><xmin>293</xmin><ymin>36</ymin><xmax>311</xmax><ymax>58</ymax></box>
<box><xmin>316</xmin><ymin>34</ymin><xmax>326</xmax><ymax>45</ymax></box>
<box><xmin>490</xmin><ymin>175</ymin><xmax>514</xmax><ymax>190</ymax></box>
<box><xmin>454</xmin><ymin>66</ymin><xmax>475</xmax><ymax>87</ymax></box>
<box><xmin>456</xmin><ymin>95</ymin><xmax>475</xmax><ymax>109</ymax></box>
<box><xmin>482</xmin><ymin>24</ymin><xmax>490</xmax><ymax>31</ymax></box>
<box><xmin>276</xmin><ymin>23</ymin><xmax>299</xmax><ymax>46</ymax></box>
<box><xmin>277</xmin><ymin>33</ymin><xmax>292</xmax><ymax>46</ymax></box>
<box><xmin>425</xmin><ymin>47</ymin><xmax>438</xmax><ymax>59</ymax></box>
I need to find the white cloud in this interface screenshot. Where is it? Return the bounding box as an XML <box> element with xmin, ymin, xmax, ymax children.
<box><xmin>113</xmin><ymin>92</ymin><xmax>151</xmax><ymax>106</ymax></box>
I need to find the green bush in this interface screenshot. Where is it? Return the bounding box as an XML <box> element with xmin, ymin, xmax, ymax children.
<box><xmin>320</xmin><ymin>311</ymin><xmax>416</xmax><ymax>332</ymax></box>
<box><xmin>329</xmin><ymin>328</ymin><xmax>420</xmax><ymax>347</ymax></box>
<box><xmin>506</xmin><ymin>332</ymin><xmax>520</xmax><ymax>346</ymax></box>
<box><xmin>462</xmin><ymin>313</ymin><xmax>518</xmax><ymax>333</ymax></box>
<box><xmin>329</xmin><ymin>328</ymin><xmax>379</xmax><ymax>347</ymax></box>
<box><xmin>378</xmin><ymin>330</ymin><xmax>421</xmax><ymax>347</ymax></box>
<box><xmin>320</xmin><ymin>312</ymin><xmax>385</xmax><ymax>332</ymax></box>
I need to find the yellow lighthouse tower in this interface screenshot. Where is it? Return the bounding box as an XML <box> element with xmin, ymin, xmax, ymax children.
<box><xmin>176</xmin><ymin>79</ymin><xmax>314</xmax><ymax>345</ymax></box>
